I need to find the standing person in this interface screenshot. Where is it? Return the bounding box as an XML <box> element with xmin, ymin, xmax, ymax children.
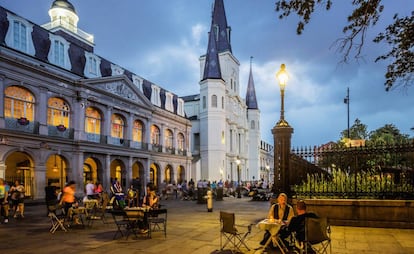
<box><xmin>85</xmin><ymin>180</ymin><xmax>97</xmax><ymax>199</ymax></box>
<box><xmin>260</xmin><ymin>193</ymin><xmax>294</xmax><ymax>246</ymax></box>
<box><xmin>0</xmin><ymin>178</ymin><xmax>10</xmax><ymax>223</ymax></box>
<box><xmin>11</xmin><ymin>180</ymin><xmax>25</xmax><ymax>218</ymax></box>
<box><xmin>59</xmin><ymin>181</ymin><xmax>77</xmax><ymax>215</ymax></box>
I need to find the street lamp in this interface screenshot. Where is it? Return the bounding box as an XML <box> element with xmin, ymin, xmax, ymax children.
<box><xmin>236</xmin><ymin>158</ymin><xmax>241</xmax><ymax>198</ymax></box>
<box><xmin>276</xmin><ymin>64</ymin><xmax>289</xmax><ymax>126</ymax></box>
<box><xmin>272</xmin><ymin>63</ymin><xmax>294</xmax><ymax>197</ymax></box>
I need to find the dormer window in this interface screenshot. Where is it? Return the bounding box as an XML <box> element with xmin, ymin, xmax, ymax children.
<box><xmin>48</xmin><ymin>34</ymin><xmax>71</xmax><ymax>69</ymax></box>
<box><xmin>132</xmin><ymin>75</ymin><xmax>143</xmax><ymax>92</ymax></box>
<box><xmin>111</xmin><ymin>64</ymin><xmax>124</xmax><ymax>76</ymax></box>
<box><xmin>165</xmin><ymin>92</ymin><xmax>173</xmax><ymax>112</ymax></box>
<box><xmin>177</xmin><ymin>98</ymin><xmax>185</xmax><ymax>116</ymax></box>
<box><xmin>84</xmin><ymin>52</ymin><xmax>101</xmax><ymax>78</ymax></box>
<box><xmin>5</xmin><ymin>13</ymin><xmax>35</xmax><ymax>55</ymax></box>
<box><xmin>150</xmin><ymin>85</ymin><xmax>161</xmax><ymax>107</ymax></box>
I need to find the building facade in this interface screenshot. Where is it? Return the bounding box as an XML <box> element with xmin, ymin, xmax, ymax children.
<box><xmin>0</xmin><ymin>1</ymin><xmax>192</xmax><ymax>199</ymax></box>
<box><xmin>183</xmin><ymin>0</ymin><xmax>266</xmax><ymax>183</ymax></box>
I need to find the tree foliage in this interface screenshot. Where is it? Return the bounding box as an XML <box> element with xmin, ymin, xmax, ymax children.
<box><xmin>340</xmin><ymin>118</ymin><xmax>368</xmax><ymax>140</ymax></box>
<box><xmin>275</xmin><ymin>0</ymin><xmax>414</xmax><ymax>91</ymax></box>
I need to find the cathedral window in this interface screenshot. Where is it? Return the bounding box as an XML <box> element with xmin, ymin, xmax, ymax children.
<box><xmin>202</xmin><ymin>96</ymin><xmax>206</xmax><ymax>109</ymax></box>
<box><xmin>48</xmin><ymin>97</ymin><xmax>70</xmax><ymax>128</ymax></box>
<box><xmin>4</xmin><ymin>86</ymin><xmax>35</xmax><ymax>121</ymax></box>
<box><xmin>212</xmin><ymin>95</ymin><xmax>217</xmax><ymax>108</ymax></box>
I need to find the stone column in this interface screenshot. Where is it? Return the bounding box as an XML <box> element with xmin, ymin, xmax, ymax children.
<box><xmin>37</xmin><ymin>87</ymin><xmax>48</xmax><ymax>135</ymax></box>
<box><xmin>33</xmin><ymin>164</ymin><xmax>47</xmax><ymax>200</ymax></box>
<box><xmin>0</xmin><ymin>75</ymin><xmax>4</xmax><ymax>128</ymax></box>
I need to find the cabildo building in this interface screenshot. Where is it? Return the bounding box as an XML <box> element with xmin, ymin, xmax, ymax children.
<box><xmin>0</xmin><ymin>1</ymin><xmax>192</xmax><ymax>199</ymax></box>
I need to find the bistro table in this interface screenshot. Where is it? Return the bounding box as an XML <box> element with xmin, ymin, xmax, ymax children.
<box><xmin>67</xmin><ymin>206</ymin><xmax>88</xmax><ymax>227</ymax></box>
<box><xmin>257</xmin><ymin>219</ymin><xmax>287</xmax><ymax>254</ymax></box>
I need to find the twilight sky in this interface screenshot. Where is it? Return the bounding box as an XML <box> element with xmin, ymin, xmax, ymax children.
<box><xmin>1</xmin><ymin>0</ymin><xmax>413</xmax><ymax>146</ymax></box>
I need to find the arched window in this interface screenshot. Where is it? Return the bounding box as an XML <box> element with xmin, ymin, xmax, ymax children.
<box><xmin>165</xmin><ymin>129</ymin><xmax>173</xmax><ymax>148</ymax></box>
<box><xmin>250</xmin><ymin>120</ymin><xmax>255</xmax><ymax>129</ymax></box>
<box><xmin>177</xmin><ymin>133</ymin><xmax>185</xmax><ymax>151</ymax></box>
<box><xmin>84</xmin><ymin>107</ymin><xmax>101</xmax><ymax>134</ymax></box>
<box><xmin>111</xmin><ymin>114</ymin><xmax>124</xmax><ymax>138</ymax></box>
<box><xmin>132</xmin><ymin>120</ymin><xmax>143</xmax><ymax>142</ymax></box>
<box><xmin>4</xmin><ymin>86</ymin><xmax>35</xmax><ymax>120</ymax></box>
<box><xmin>212</xmin><ymin>95</ymin><xmax>217</xmax><ymax>108</ymax></box>
<box><xmin>151</xmin><ymin>125</ymin><xmax>160</xmax><ymax>145</ymax></box>
<box><xmin>48</xmin><ymin>97</ymin><xmax>70</xmax><ymax>127</ymax></box>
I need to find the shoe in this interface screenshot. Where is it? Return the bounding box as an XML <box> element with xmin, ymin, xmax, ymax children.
<box><xmin>139</xmin><ymin>229</ymin><xmax>148</xmax><ymax>234</ymax></box>
<box><xmin>20</xmin><ymin>214</ymin><xmax>24</xmax><ymax>218</ymax></box>
<box><xmin>4</xmin><ymin>219</ymin><xmax>8</xmax><ymax>224</ymax></box>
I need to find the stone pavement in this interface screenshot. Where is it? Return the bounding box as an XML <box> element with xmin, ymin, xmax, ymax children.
<box><xmin>0</xmin><ymin>197</ymin><xmax>413</xmax><ymax>254</ymax></box>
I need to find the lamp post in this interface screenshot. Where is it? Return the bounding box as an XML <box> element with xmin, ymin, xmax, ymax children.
<box><xmin>272</xmin><ymin>64</ymin><xmax>294</xmax><ymax>197</ymax></box>
<box><xmin>236</xmin><ymin>158</ymin><xmax>241</xmax><ymax>198</ymax></box>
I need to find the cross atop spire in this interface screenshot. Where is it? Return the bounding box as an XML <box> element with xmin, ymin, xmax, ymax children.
<box><xmin>246</xmin><ymin>56</ymin><xmax>258</xmax><ymax>109</ymax></box>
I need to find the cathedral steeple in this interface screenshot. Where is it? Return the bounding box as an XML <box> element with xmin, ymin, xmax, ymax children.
<box><xmin>202</xmin><ymin>26</ymin><xmax>222</xmax><ymax>80</ymax></box>
<box><xmin>246</xmin><ymin>57</ymin><xmax>258</xmax><ymax>109</ymax></box>
<box><xmin>211</xmin><ymin>0</ymin><xmax>232</xmax><ymax>53</ymax></box>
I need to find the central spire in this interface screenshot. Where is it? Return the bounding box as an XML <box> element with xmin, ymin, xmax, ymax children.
<box><xmin>211</xmin><ymin>0</ymin><xmax>232</xmax><ymax>53</ymax></box>
<box><xmin>246</xmin><ymin>56</ymin><xmax>258</xmax><ymax>109</ymax></box>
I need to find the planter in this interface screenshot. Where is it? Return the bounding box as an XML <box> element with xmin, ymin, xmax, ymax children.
<box><xmin>17</xmin><ymin>117</ymin><xmax>30</xmax><ymax>126</ymax></box>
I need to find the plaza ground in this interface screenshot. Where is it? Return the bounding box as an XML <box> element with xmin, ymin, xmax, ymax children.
<box><xmin>0</xmin><ymin>197</ymin><xmax>413</xmax><ymax>254</ymax></box>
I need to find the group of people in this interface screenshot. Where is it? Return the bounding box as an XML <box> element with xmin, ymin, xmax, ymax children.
<box><xmin>0</xmin><ymin>178</ymin><xmax>26</xmax><ymax>224</ymax></box>
<box><xmin>260</xmin><ymin>193</ymin><xmax>318</xmax><ymax>252</ymax></box>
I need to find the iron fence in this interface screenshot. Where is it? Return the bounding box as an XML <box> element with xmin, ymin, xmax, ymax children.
<box><xmin>290</xmin><ymin>141</ymin><xmax>414</xmax><ymax>199</ymax></box>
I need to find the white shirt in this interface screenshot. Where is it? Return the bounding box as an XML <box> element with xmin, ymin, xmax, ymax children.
<box><xmin>86</xmin><ymin>183</ymin><xmax>95</xmax><ymax>195</ymax></box>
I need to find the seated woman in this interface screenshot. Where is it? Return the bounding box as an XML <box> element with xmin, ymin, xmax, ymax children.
<box><xmin>137</xmin><ymin>183</ymin><xmax>159</xmax><ymax>234</ymax></box>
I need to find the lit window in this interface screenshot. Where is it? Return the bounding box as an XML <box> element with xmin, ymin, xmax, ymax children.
<box><xmin>177</xmin><ymin>133</ymin><xmax>185</xmax><ymax>151</ymax></box>
<box><xmin>48</xmin><ymin>97</ymin><xmax>70</xmax><ymax>127</ymax></box>
<box><xmin>111</xmin><ymin>114</ymin><xmax>124</xmax><ymax>138</ymax></box>
<box><xmin>151</xmin><ymin>125</ymin><xmax>160</xmax><ymax>145</ymax></box>
<box><xmin>84</xmin><ymin>107</ymin><xmax>101</xmax><ymax>134</ymax></box>
<box><xmin>132</xmin><ymin>120</ymin><xmax>143</xmax><ymax>142</ymax></box>
<box><xmin>164</xmin><ymin>129</ymin><xmax>173</xmax><ymax>148</ymax></box>
<box><xmin>4</xmin><ymin>86</ymin><xmax>35</xmax><ymax>120</ymax></box>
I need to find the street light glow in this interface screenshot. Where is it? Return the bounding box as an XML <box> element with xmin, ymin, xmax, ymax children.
<box><xmin>276</xmin><ymin>64</ymin><xmax>288</xmax><ymax>90</ymax></box>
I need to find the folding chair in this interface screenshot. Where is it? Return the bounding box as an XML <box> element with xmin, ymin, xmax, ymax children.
<box><xmin>295</xmin><ymin>217</ymin><xmax>331</xmax><ymax>254</ymax></box>
<box><xmin>48</xmin><ymin>205</ymin><xmax>67</xmax><ymax>234</ymax></box>
<box><xmin>110</xmin><ymin>209</ymin><xmax>137</xmax><ymax>240</ymax></box>
<box><xmin>87</xmin><ymin>196</ymin><xmax>109</xmax><ymax>226</ymax></box>
<box><xmin>148</xmin><ymin>208</ymin><xmax>167</xmax><ymax>238</ymax></box>
<box><xmin>219</xmin><ymin>211</ymin><xmax>252</xmax><ymax>253</ymax></box>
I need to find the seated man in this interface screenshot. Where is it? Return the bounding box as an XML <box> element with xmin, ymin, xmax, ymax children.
<box><xmin>260</xmin><ymin>192</ymin><xmax>294</xmax><ymax>246</ymax></box>
<box><xmin>277</xmin><ymin>199</ymin><xmax>318</xmax><ymax>250</ymax></box>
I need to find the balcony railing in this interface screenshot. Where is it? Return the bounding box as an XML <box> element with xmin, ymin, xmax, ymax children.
<box><xmin>42</xmin><ymin>19</ymin><xmax>94</xmax><ymax>44</ymax></box>
<box><xmin>48</xmin><ymin>125</ymin><xmax>73</xmax><ymax>139</ymax></box>
<box><xmin>5</xmin><ymin>117</ymin><xmax>39</xmax><ymax>134</ymax></box>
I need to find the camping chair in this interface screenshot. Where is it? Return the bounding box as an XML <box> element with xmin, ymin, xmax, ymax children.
<box><xmin>148</xmin><ymin>208</ymin><xmax>167</xmax><ymax>238</ymax></box>
<box><xmin>295</xmin><ymin>217</ymin><xmax>331</xmax><ymax>254</ymax></box>
<box><xmin>48</xmin><ymin>204</ymin><xmax>67</xmax><ymax>233</ymax></box>
<box><xmin>219</xmin><ymin>211</ymin><xmax>252</xmax><ymax>253</ymax></box>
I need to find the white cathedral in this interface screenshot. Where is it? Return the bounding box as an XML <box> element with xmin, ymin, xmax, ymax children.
<box><xmin>183</xmin><ymin>0</ymin><xmax>262</xmax><ymax>183</ymax></box>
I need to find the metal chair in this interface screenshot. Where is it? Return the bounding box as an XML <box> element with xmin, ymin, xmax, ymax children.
<box><xmin>219</xmin><ymin>211</ymin><xmax>252</xmax><ymax>253</ymax></box>
<box><xmin>148</xmin><ymin>208</ymin><xmax>167</xmax><ymax>238</ymax></box>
